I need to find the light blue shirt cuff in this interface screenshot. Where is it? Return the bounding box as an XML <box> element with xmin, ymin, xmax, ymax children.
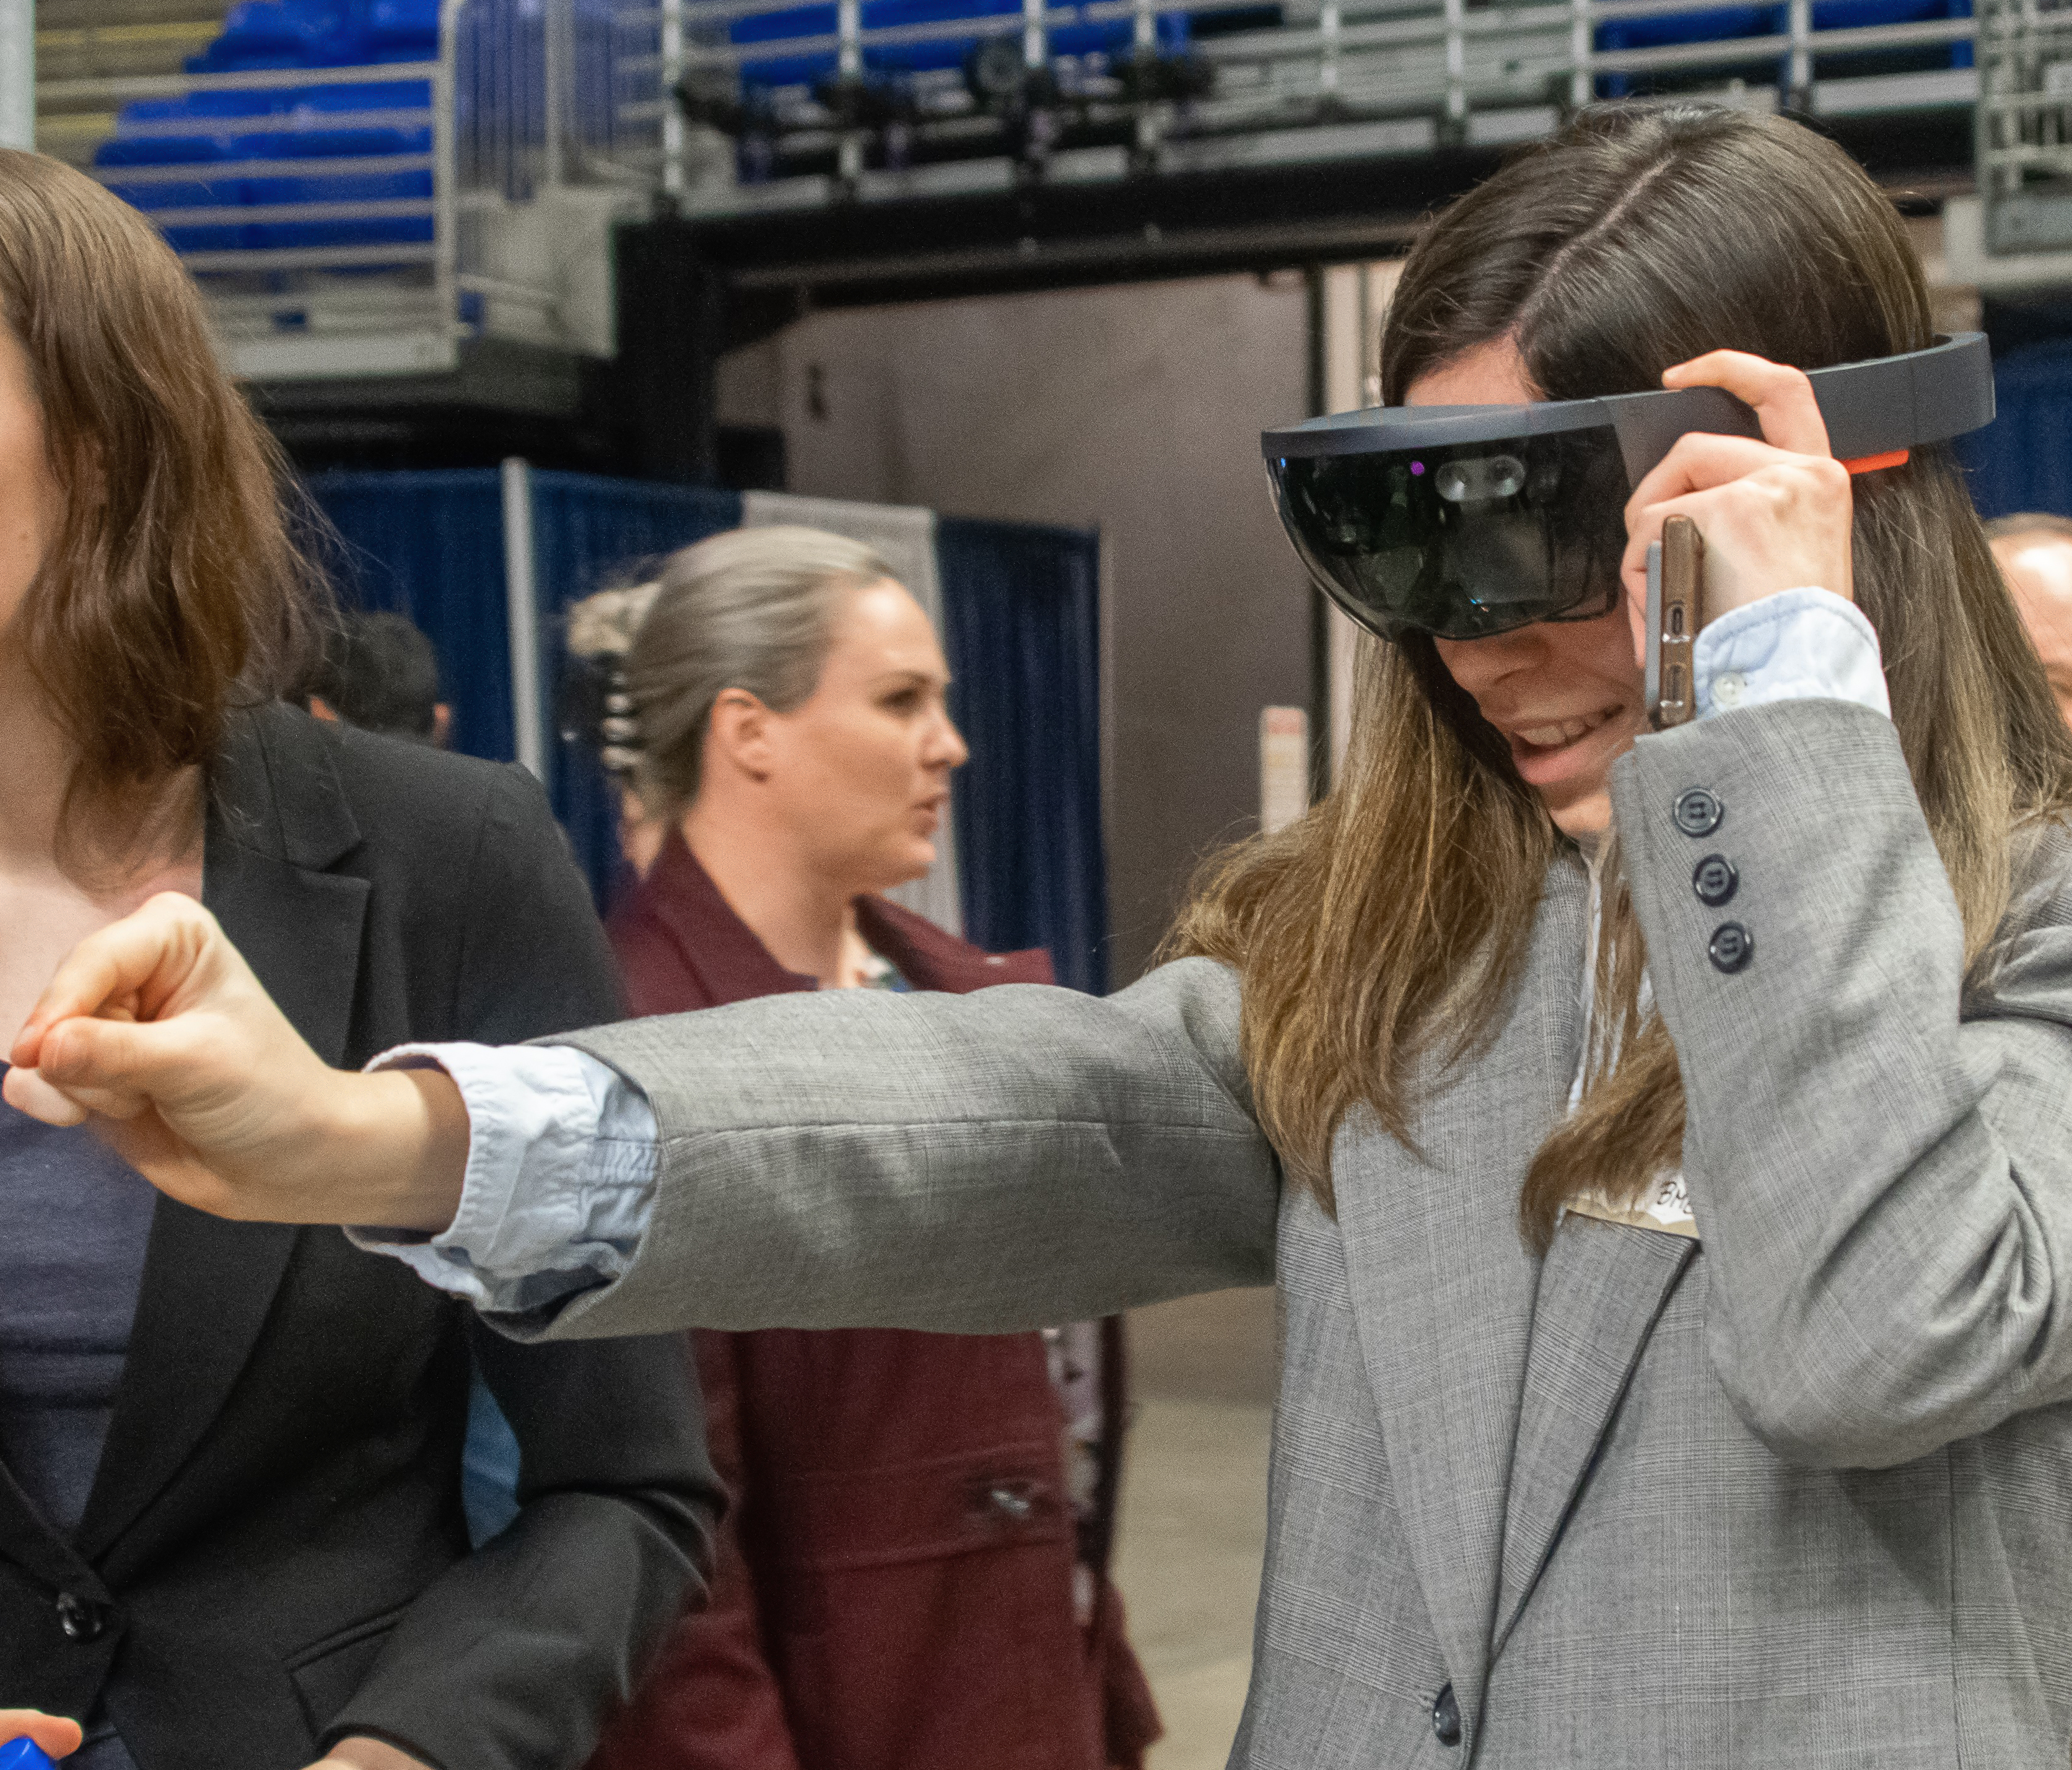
<box><xmin>1693</xmin><ymin>586</ymin><xmax>1889</xmax><ymax>722</ymax></box>
<box><xmin>347</xmin><ymin>1043</ymin><xmax>660</xmax><ymax>1317</ymax></box>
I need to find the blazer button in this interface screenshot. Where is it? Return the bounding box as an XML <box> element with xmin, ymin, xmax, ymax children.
<box><xmin>1708</xmin><ymin>922</ymin><xmax>1754</xmax><ymax>974</ymax></box>
<box><xmin>987</xmin><ymin>1485</ymin><xmax>1034</xmax><ymax>1520</ymax></box>
<box><xmin>1432</xmin><ymin>1682</ymin><xmax>1462</xmax><ymax>1747</ymax></box>
<box><xmin>1692</xmin><ymin>853</ymin><xmax>1738</xmax><ymax>906</ymax></box>
<box><xmin>1673</xmin><ymin>787</ymin><xmax>1724</xmax><ymax>837</ymax></box>
<box><xmin>56</xmin><ymin>1592</ymin><xmax>107</xmax><ymax>1642</ymax></box>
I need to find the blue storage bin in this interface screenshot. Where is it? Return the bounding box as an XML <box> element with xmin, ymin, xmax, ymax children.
<box><xmin>100</xmin><ymin>179</ymin><xmax>249</xmax><ymax>252</ymax></box>
<box><xmin>246</xmin><ymin>166</ymin><xmax>433</xmax><ymax>248</ymax></box>
<box><xmin>1811</xmin><ymin>0</ymin><xmax>1972</xmax><ymax>66</ymax></box>
<box><xmin>735</xmin><ymin>0</ymin><xmax>1189</xmax><ymax>91</ymax></box>
<box><xmin>247</xmin><ymin>83</ymin><xmax>433</xmax><ymax>248</ymax></box>
<box><xmin>95</xmin><ymin>95</ymin><xmax>277</xmax><ymax>251</ymax></box>
<box><xmin>1593</xmin><ymin>0</ymin><xmax>1970</xmax><ymax>93</ymax></box>
<box><xmin>191</xmin><ymin>0</ymin><xmax>343</xmax><ymax>71</ymax></box>
<box><xmin>191</xmin><ymin>0</ymin><xmax>439</xmax><ymax>72</ymax></box>
<box><xmin>362</xmin><ymin>0</ymin><xmax>441</xmax><ymax>59</ymax></box>
<box><xmin>281</xmin><ymin>80</ymin><xmax>435</xmax><ymax>155</ymax></box>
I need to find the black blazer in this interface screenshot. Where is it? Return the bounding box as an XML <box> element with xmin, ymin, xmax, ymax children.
<box><xmin>0</xmin><ymin>704</ymin><xmax>719</xmax><ymax>1770</ymax></box>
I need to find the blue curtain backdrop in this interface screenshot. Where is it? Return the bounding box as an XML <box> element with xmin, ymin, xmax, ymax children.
<box><xmin>528</xmin><ymin>473</ymin><xmax>744</xmax><ymax>896</ymax></box>
<box><xmin>306</xmin><ymin>471</ymin><xmax>1109</xmax><ymax>992</ymax></box>
<box><xmin>938</xmin><ymin>517</ymin><xmax>1109</xmax><ymax>995</ymax></box>
<box><xmin>308</xmin><ymin>469</ymin><xmax>741</xmax><ymax>903</ymax></box>
<box><xmin>1957</xmin><ymin>341</ymin><xmax>2072</xmax><ymax>519</ymax></box>
<box><xmin>308</xmin><ymin>471</ymin><xmax>515</xmax><ymax>760</ymax></box>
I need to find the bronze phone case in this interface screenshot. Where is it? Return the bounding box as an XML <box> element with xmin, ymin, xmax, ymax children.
<box><xmin>1646</xmin><ymin>515</ymin><xmax>1704</xmax><ymax>730</ymax></box>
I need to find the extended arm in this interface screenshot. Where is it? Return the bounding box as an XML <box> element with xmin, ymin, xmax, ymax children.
<box><xmin>1</xmin><ymin>908</ymin><xmax>1279</xmax><ymax>1340</ymax></box>
<box><xmin>531</xmin><ymin>957</ymin><xmax>1280</xmax><ymax>1340</ymax></box>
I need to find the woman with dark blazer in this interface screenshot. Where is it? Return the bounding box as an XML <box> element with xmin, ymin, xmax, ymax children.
<box><xmin>566</xmin><ymin>530</ymin><xmax>1160</xmax><ymax>1770</ymax></box>
<box><xmin>0</xmin><ymin>152</ymin><xmax>719</xmax><ymax>1770</ymax></box>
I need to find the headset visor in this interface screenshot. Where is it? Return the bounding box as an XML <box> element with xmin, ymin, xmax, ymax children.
<box><xmin>1268</xmin><ymin>425</ymin><xmax>1633</xmax><ymax>642</ymax></box>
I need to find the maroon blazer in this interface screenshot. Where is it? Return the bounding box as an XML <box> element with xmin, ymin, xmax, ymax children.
<box><xmin>587</xmin><ymin>833</ymin><xmax>1161</xmax><ymax>1770</ymax></box>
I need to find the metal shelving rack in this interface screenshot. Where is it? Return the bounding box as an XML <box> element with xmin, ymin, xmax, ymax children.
<box><xmin>1977</xmin><ymin>0</ymin><xmax>2072</xmax><ymax>253</ymax></box>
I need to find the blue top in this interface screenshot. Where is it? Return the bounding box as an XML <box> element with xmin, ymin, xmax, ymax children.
<box><xmin>0</xmin><ymin>1088</ymin><xmax>156</xmax><ymax>1770</ymax></box>
<box><xmin>0</xmin><ymin>1091</ymin><xmax>158</xmax><ymax>1537</ymax></box>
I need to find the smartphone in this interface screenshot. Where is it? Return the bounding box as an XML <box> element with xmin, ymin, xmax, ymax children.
<box><xmin>1645</xmin><ymin>514</ymin><xmax>1703</xmax><ymax>730</ymax></box>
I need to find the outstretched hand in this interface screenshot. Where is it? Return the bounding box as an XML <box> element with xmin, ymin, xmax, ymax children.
<box><xmin>6</xmin><ymin>894</ymin><xmax>468</xmax><ymax>1230</ymax></box>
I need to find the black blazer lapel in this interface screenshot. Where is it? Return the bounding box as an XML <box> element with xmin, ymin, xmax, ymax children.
<box><xmin>0</xmin><ymin>1457</ymin><xmax>95</xmax><ymax>1592</ymax></box>
<box><xmin>76</xmin><ymin>707</ymin><xmax>370</xmax><ymax>1559</ymax></box>
<box><xmin>1490</xmin><ymin>1214</ymin><xmax>1695</xmax><ymax>1655</ymax></box>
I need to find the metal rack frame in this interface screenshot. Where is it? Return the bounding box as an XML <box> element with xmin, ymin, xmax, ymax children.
<box><xmin>31</xmin><ymin>0</ymin><xmax>2001</xmax><ymax>378</ymax></box>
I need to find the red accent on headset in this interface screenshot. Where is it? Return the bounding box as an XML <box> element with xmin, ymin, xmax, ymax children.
<box><xmin>1842</xmin><ymin>448</ymin><xmax>1910</xmax><ymax>475</ymax></box>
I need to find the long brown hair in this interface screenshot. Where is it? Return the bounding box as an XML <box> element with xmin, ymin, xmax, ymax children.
<box><xmin>1168</xmin><ymin>103</ymin><xmax>2072</xmax><ymax>1245</ymax></box>
<box><xmin>0</xmin><ymin>150</ymin><xmax>322</xmax><ymax>873</ymax></box>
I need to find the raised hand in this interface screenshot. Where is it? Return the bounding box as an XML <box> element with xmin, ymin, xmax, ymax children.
<box><xmin>5</xmin><ymin>893</ymin><xmax>467</xmax><ymax>1229</ymax></box>
<box><xmin>1619</xmin><ymin>349</ymin><xmax>1857</xmax><ymax>665</ymax></box>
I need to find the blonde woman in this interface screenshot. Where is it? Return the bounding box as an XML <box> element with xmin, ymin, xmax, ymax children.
<box><xmin>21</xmin><ymin>104</ymin><xmax>2072</xmax><ymax>1767</ymax></box>
<box><xmin>561</xmin><ymin>530</ymin><xmax>1160</xmax><ymax>1770</ymax></box>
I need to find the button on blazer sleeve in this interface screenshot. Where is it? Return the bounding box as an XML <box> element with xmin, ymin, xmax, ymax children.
<box><xmin>323</xmin><ymin>764</ymin><xmax>720</xmax><ymax>1770</ymax></box>
<box><xmin>532</xmin><ymin>956</ymin><xmax>1282</xmax><ymax>1342</ymax></box>
<box><xmin>1614</xmin><ymin>696</ymin><xmax>2072</xmax><ymax>1469</ymax></box>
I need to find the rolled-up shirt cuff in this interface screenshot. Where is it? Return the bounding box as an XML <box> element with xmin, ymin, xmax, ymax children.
<box><xmin>347</xmin><ymin>1042</ymin><xmax>660</xmax><ymax>1317</ymax></box>
<box><xmin>1694</xmin><ymin>586</ymin><xmax>1889</xmax><ymax>721</ymax></box>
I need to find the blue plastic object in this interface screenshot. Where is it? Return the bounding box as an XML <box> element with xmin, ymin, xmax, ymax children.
<box><xmin>734</xmin><ymin>0</ymin><xmax>1191</xmax><ymax>90</ymax></box>
<box><xmin>191</xmin><ymin>0</ymin><xmax>437</xmax><ymax>73</ymax></box>
<box><xmin>95</xmin><ymin>0</ymin><xmax>438</xmax><ymax>258</ymax></box>
<box><xmin>0</xmin><ymin>1740</ymin><xmax>59</xmax><ymax>1770</ymax></box>
<box><xmin>1592</xmin><ymin>0</ymin><xmax>1971</xmax><ymax>94</ymax></box>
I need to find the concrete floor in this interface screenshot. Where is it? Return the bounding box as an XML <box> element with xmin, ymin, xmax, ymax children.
<box><xmin>1111</xmin><ymin>1289</ymin><xmax>1277</xmax><ymax>1770</ymax></box>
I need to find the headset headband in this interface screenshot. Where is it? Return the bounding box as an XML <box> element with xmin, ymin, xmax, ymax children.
<box><xmin>1261</xmin><ymin>332</ymin><xmax>1995</xmax><ymax>479</ymax></box>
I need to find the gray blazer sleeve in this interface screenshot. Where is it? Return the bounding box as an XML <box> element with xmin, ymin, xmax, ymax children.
<box><xmin>1614</xmin><ymin>696</ymin><xmax>2072</xmax><ymax>1470</ymax></box>
<box><xmin>537</xmin><ymin>954</ymin><xmax>1281</xmax><ymax>1340</ymax></box>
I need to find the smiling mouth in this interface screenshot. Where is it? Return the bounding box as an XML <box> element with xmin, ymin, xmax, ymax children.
<box><xmin>1508</xmin><ymin>707</ymin><xmax>1619</xmax><ymax>752</ymax></box>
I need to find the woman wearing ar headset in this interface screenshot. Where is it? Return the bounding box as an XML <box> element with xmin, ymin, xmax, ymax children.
<box><xmin>19</xmin><ymin>103</ymin><xmax>2072</xmax><ymax>1768</ymax></box>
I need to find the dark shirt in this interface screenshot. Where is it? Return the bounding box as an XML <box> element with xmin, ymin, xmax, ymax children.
<box><xmin>0</xmin><ymin>1091</ymin><xmax>157</xmax><ymax>1538</ymax></box>
<box><xmin>0</xmin><ymin>1087</ymin><xmax>155</xmax><ymax>1770</ymax></box>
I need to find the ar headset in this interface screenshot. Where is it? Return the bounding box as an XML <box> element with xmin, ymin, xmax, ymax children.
<box><xmin>1261</xmin><ymin>331</ymin><xmax>1996</xmax><ymax>653</ymax></box>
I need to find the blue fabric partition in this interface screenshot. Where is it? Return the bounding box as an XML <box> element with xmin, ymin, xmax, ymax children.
<box><xmin>937</xmin><ymin>516</ymin><xmax>1109</xmax><ymax>996</ymax></box>
<box><xmin>308</xmin><ymin>468</ymin><xmax>742</xmax><ymax>909</ymax></box>
<box><xmin>525</xmin><ymin>472</ymin><xmax>743</xmax><ymax>904</ymax></box>
<box><xmin>1957</xmin><ymin>342</ymin><xmax>2072</xmax><ymax>520</ymax></box>
<box><xmin>307</xmin><ymin>471</ymin><xmax>1109</xmax><ymax>993</ymax></box>
<box><xmin>308</xmin><ymin>469</ymin><xmax>517</xmax><ymax>760</ymax></box>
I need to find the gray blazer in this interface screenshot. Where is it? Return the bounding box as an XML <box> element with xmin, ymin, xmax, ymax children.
<box><xmin>540</xmin><ymin>699</ymin><xmax>2072</xmax><ymax>1768</ymax></box>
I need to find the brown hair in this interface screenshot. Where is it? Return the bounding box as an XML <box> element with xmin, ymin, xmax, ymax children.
<box><xmin>1168</xmin><ymin>103</ymin><xmax>2072</xmax><ymax>1246</ymax></box>
<box><xmin>0</xmin><ymin>150</ymin><xmax>321</xmax><ymax>871</ymax></box>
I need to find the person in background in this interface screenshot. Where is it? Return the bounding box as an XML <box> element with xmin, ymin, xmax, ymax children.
<box><xmin>1987</xmin><ymin>512</ymin><xmax>2072</xmax><ymax>725</ymax></box>
<box><xmin>304</xmin><ymin>610</ymin><xmax>452</xmax><ymax>747</ymax></box>
<box><xmin>0</xmin><ymin>152</ymin><xmax>720</xmax><ymax>1770</ymax></box>
<box><xmin>562</xmin><ymin>528</ymin><xmax>1161</xmax><ymax>1770</ymax></box>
